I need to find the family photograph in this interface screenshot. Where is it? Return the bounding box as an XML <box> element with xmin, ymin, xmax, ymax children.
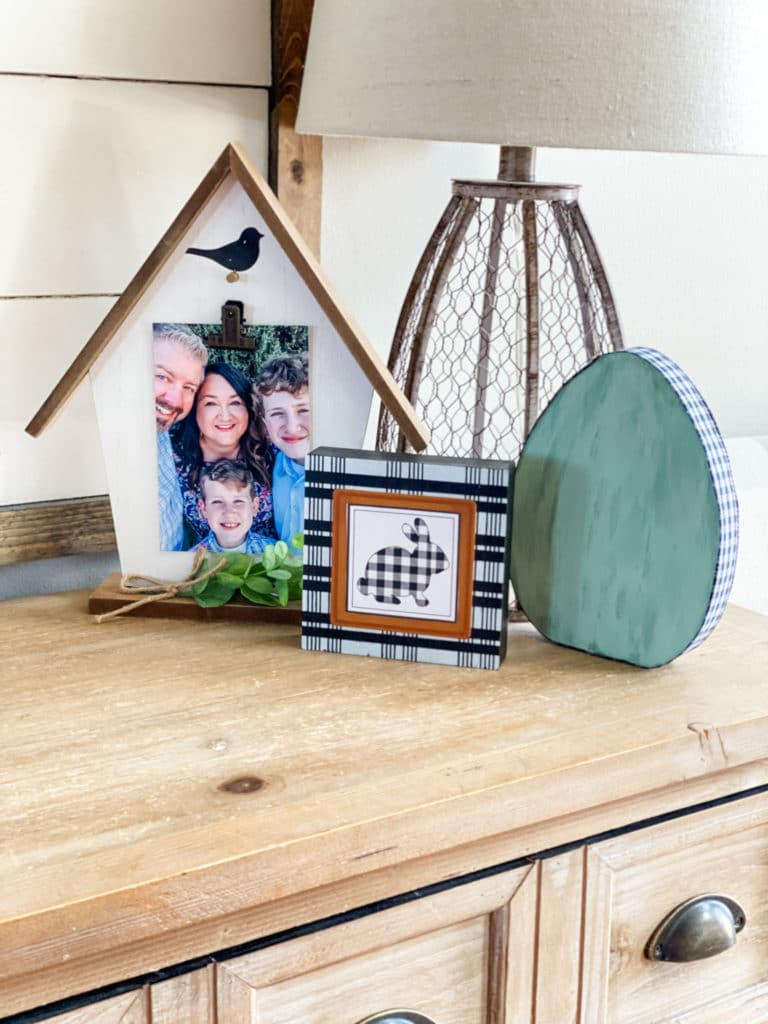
<box><xmin>153</xmin><ymin>321</ymin><xmax>309</xmax><ymax>556</ymax></box>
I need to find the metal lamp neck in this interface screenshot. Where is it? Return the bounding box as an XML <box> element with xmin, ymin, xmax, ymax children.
<box><xmin>452</xmin><ymin>145</ymin><xmax>579</xmax><ymax>199</ymax></box>
<box><xmin>499</xmin><ymin>146</ymin><xmax>535</xmax><ymax>183</ymax></box>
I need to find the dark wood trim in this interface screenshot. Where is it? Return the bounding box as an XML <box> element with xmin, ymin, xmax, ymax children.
<box><xmin>270</xmin><ymin>0</ymin><xmax>322</xmax><ymax>258</ymax></box>
<box><xmin>0</xmin><ymin>496</ymin><xmax>116</xmax><ymax>566</ymax></box>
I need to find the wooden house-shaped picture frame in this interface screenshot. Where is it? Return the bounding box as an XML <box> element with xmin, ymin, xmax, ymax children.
<box><xmin>27</xmin><ymin>142</ymin><xmax>429</xmax><ymax>587</ymax></box>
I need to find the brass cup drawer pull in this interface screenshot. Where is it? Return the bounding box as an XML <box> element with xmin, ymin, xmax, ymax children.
<box><xmin>646</xmin><ymin>893</ymin><xmax>746</xmax><ymax>963</ymax></box>
<box><xmin>355</xmin><ymin>1014</ymin><xmax>436</xmax><ymax>1024</ymax></box>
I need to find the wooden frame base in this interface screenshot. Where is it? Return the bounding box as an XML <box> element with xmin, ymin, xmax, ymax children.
<box><xmin>89</xmin><ymin>573</ymin><xmax>301</xmax><ymax>623</ymax></box>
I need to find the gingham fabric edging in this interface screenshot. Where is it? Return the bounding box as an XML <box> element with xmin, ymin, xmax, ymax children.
<box><xmin>628</xmin><ymin>347</ymin><xmax>739</xmax><ymax>651</ymax></box>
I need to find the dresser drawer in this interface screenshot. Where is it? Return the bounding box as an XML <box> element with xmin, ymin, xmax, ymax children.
<box><xmin>582</xmin><ymin>790</ymin><xmax>768</xmax><ymax>1023</ymax></box>
<box><xmin>216</xmin><ymin>864</ymin><xmax>535</xmax><ymax>1024</ymax></box>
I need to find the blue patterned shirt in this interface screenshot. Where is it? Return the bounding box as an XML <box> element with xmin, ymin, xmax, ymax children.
<box><xmin>272</xmin><ymin>450</ymin><xmax>305</xmax><ymax>547</ymax></box>
<box><xmin>157</xmin><ymin>430</ymin><xmax>184</xmax><ymax>550</ymax></box>
<box><xmin>193</xmin><ymin>530</ymin><xmax>272</xmax><ymax>555</ymax></box>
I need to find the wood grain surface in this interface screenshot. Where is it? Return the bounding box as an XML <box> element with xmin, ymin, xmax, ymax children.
<box><xmin>1</xmin><ymin>592</ymin><xmax>767</xmax><ymax>1014</ymax></box>
<box><xmin>151</xmin><ymin>968</ymin><xmax>215</xmax><ymax>1024</ymax></box>
<box><xmin>582</xmin><ymin>793</ymin><xmax>768</xmax><ymax>1023</ymax></box>
<box><xmin>218</xmin><ymin>869</ymin><xmax>531</xmax><ymax>1022</ymax></box>
<box><xmin>536</xmin><ymin>850</ymin><xmax>584</xmax><ymax>1023</ymax></box>
<box><xmin>47</xmin><ymin>990</ymin><xmax>148</xmax><ymax>1024</ymax></box>
<box><xmin>0</xmin><ymin>496</ymin><xmax>116</xmax><ymax>565</ymax></box>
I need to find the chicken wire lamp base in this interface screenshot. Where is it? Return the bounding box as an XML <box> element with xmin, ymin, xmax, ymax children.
<box><xmin>376</xmin><ymin>146</ymin><xmax>624</xmax><ymax>461</ymax></box>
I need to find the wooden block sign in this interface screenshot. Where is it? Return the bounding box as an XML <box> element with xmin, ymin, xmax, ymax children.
<box><xmin>302</xmin><ymin>448</ymin><xmax>514</xmax><ymax>669</ymax></box>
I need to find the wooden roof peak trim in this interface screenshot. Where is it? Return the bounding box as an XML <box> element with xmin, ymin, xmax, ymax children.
<box><xmin>26</xmin><ymin>142</ymin><xmax>430</xmax><ymax>452</ymax></box>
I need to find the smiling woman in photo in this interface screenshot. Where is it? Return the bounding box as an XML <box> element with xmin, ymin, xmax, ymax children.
<box><xmin>196</xmin><ymin>369</ymin><xmax>251</xmax><ymax>462</ymax></box>
<box><xmin>172</xmin><ymin>360</ymin><xmax>276</xmax><ymax>546</ymax></box>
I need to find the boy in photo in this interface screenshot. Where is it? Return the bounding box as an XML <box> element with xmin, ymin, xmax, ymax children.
<box><xmin>253</xmin><ymin>353</ymin><xmax>309</xmax><ymax>549</ymax></box>
<box><xmin>194</xmin><ymin>459</ymin><xmax>272</xmax><ymax>554</ymax></box>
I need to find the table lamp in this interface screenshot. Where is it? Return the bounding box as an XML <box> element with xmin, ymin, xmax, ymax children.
<box><xmin>296</xmin><ymin>1</ymin><xmax>768</xmax><ymax>459</ymax></box>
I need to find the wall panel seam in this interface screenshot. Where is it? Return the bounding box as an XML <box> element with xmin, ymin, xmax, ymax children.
<box><xmin>0</xmin><ymin>70</ymin><xmax>270</xmax><ymax>90</ymax></box>
<box><xmin>0</xmin><ymin>294</ymin><xmax>121</xmax><ymax>301</ymax></box>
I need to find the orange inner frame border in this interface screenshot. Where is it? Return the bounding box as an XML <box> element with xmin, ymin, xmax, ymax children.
<box><xmin>330</xmin><ymin>489</ymin><xmax>477</xmax><ymax>639</ymax></box>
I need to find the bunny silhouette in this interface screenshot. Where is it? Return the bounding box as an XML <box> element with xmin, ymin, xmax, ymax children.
<box><xmin>357</xmin><ymin>517</ymin><xmax>449</xmax><ymax>607</ymax></box>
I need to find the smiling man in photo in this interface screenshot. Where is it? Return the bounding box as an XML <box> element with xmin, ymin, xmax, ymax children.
<box><xmin>153</xmin><ymin>324</ymin><xmax>208</xmax><ymax>550</ymax></box>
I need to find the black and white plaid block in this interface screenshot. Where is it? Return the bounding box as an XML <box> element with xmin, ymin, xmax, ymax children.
<box><xmin>630</xmin><ymin>348</ymin><xmax>739</xmax><ymax>650</ymax></box>
<box><xmin>301</xmin><ymin>448</ymin><xmax>514</xmax><ymax>670</ymax></box>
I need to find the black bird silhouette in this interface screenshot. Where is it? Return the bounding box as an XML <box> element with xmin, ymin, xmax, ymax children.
<box><xmin>186</xmin><ymin>227</ymin><xmax>264</xmax><ymax>272</ymax></box>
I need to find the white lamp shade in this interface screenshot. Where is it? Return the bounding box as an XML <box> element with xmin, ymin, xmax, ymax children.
<box><xmin>297</xmin><ymin>0</ymin><xmax>768</xmax><ymax>156</ymax></box>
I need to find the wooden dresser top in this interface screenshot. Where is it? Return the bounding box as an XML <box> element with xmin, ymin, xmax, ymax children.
<box><xmin>2</xmin><ymin>590</ymin><xmax>767</xmax><ymax>1012</ymax></box>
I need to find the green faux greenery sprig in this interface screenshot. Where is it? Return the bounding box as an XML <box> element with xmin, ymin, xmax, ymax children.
<box><xmin>191</xmin><ymin>534</ymin><xmax>304</xmax><ymax>608</ymax></box>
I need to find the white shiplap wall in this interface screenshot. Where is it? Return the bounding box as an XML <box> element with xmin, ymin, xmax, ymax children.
<box><xmin>0</xmin><ymin>0</ymin><xmax>270</xmax><ymax>506</ymax></box>
<box><xmin>0</xmin><ymin>0</ymin><xmax>270</xmax><ymax>82</ymax></box>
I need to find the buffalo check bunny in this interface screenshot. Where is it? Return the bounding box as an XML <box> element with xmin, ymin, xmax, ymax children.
<box><xmin>357</xmin><ymin>517</ymin><xmax>449</xmax><ymax>607</ymax></box>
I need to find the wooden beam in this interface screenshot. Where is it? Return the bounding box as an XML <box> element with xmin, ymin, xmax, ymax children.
<box><xmin>270</xmin><ymin>0</ymin><xmax>322</xmax><ymax>258</ymax></box>
<box><xmin>0</xmin><ymin>496</ymin><xmax>116</xmax><ymax>566</ymax></box>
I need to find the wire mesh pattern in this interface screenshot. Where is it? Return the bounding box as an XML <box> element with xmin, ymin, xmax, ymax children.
<box><xmin>377</xmin><ymin>186</ymin><xmax>622</xmax><ymax>461</ymax></box>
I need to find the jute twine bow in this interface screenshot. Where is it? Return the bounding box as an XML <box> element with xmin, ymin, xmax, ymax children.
<box><xmin>95</xmin><ymin>551</ymin><xmax>227</xmax><ymax>623</ymax></box>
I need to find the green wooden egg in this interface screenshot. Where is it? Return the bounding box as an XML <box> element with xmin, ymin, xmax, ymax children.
<box><xmin>510</xmin><ymin>348</ymin><xmax>738</xmax><ymax>668</ymax></box>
